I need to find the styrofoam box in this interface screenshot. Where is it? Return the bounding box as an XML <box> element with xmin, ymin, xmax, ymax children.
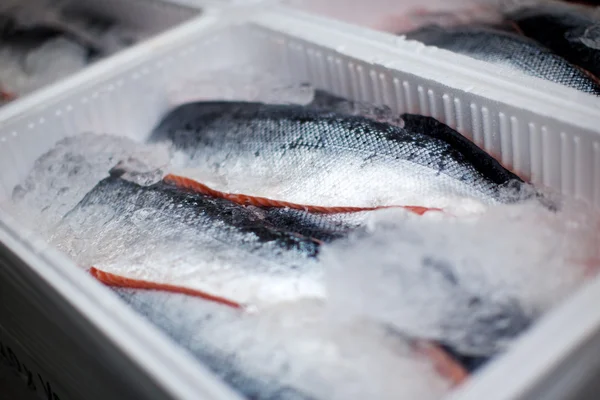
<box><xmin>1</xmin><ymin>2</ymin><xmax>600</xmax><ymax>399</ymax></box>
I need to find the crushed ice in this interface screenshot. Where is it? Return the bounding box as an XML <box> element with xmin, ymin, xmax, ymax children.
<box><xmin>322</xmin><ymin>198</ymin><xmax>599</xmax><ymax>356</ymax></box>
<box><xmin>2</xmin><ymin>68</ymin><xmax>599</xmax><ymax>398</ymax></box>
<box><xmin>118</xmin><ymin>292</ymin><xmax>453</xmax><ymax>400</ymax></box>
<box><xmin>7</xmin><ymin>133</ymin><xmax>170</xmax><ymax>232</ymax></box>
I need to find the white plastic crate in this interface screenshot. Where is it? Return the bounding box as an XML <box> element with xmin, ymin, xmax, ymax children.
<box><xmin>0</xmin><ymin>3</ymin><xmax>600</xmax><ymax>400</ymax></box>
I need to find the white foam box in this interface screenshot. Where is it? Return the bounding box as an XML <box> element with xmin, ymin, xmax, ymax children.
<box><xmin>0</xmin><ymin>1</ymin><xmax>599</xmax><ymax>399</ymax></box>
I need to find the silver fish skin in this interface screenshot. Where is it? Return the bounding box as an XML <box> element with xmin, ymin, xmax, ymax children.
<box><xmin>117</xmin><ymin>290</ymin><xmax>317</xmax><ymax>400</ymax></box>
<box><xmin>506</xmin><ymin>2</ymin><xmax>600</xmax><ymax>80</ymax></box>
<box><xmin>256</xmin><ymin>206</ymin><xmax>367</xmax><ymax>243</ymax></box>
<box><xmin>404</xmin><ymin>24</ymin><xmax>600</xmax><ymax>95</ymax></box>
<box><xmin>150</xmin><ymin>101</ymin><xmax>523</xmax><ymax>210</ymax></box>
<box><xmin>323</xmin><ymin>214</ymin><xmax>533</xmax><ymax>357</ymax></box>
<box><xmin>55</xmin><ymin>176</ymin><xmax>325</xmax><ymax>306</ymax></box>
<box><xmin>115</xmin><ymin>291</ymin><xmax>454</xmax><ymax>400</ymax></box>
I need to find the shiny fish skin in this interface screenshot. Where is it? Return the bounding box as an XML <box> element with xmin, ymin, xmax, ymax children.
<box><xmin>70</xmin><ymin>177</ymin><xmax>321</xmax><ymax>255</ymax></box>
<box><xmin>56</xmin><ymin>176</ymin><xmax>326</xmax><ymax>306</ymax></box>
<box><xmin>150</xmin><ymin>101</ymin><xmax>523</xmax><ymax>209</ymax></box>
<box><xmin>116</xmin><ymin>290</ymin><xmax>317</xmax><ymax>400</ymax></box>
<box><xmin>258</xmin><ymin>207</ymin><xmax>368</xmax><ymax>243</ymax></box>
<box><xmin>507</xmin><ymin>3</ymin><xmax>600</xmax><ymax>81</ymax></box>
<box><xmin>404</xmin><ymin>24</ymin><xmax>600</xmax><ymax>95</ymax></box>
<box><xmin>115</xmin><ymin>291</ymin><xmax>454</xmax><ymax>400</ymax></box>
<box><xmin>323</xmin><ymin>213</ymin><xmax>535</xmax><ymax>356</ymax></box>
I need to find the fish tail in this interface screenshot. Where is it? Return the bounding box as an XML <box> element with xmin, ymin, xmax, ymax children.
<box><xmin>163</xmin><ymin>174</ymin><xmax>442</xmax><ymax>215</ymax></box>
<box><xmin>413</xmin><ymin>340</ymin><xmax>469</xmax><ymax>387</ymax></box>
<box><xmin>89</xmin><ymin>267</ymin><xmax>243</xmax><ymax>309</ymax></box>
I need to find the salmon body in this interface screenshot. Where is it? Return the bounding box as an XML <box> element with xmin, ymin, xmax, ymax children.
<box><xmin>405</xmin><ymin>24</ymin><xmax>600</xmax><ymax>95</ymax></box>
<box><xmin>115</xmin><ymin>293</ymin><xmax>459</xmax><ymax>400</ymax></box>
<box><xmin>55</xmin><ymin>176</ymin><xmax>331</xmax><ymax>306</ymax></box>
<box><xmin>507</xmin><ymin>2</ymin><xmax>600</xmax><ymax>80</ymax></box>
<box><xmin>150</xmin><ymin>102</ymin><xmax>523</xmax><ymax>211</ymax></box>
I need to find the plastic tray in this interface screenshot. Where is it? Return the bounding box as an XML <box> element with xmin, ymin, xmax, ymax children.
<box><xmin>1</xmin><ymin>2</ymin><xmax>600</xmax><ymax>399</ymax></box>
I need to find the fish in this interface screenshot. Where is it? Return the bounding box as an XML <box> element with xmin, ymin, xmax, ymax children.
<box><xmin>506</xmin><ymin>1</ymin><xmax>600</xmax><ymax>81</ymax></box>
<box><xmin>54</xmin><ymin>175</ymin><xmax>327</xmax><ymax>307</ymax></box>
<box><xmin>322</xmin><ymin>209</ymin><xmax>535</xmax><ymax>357</ymax></box>
<box><xmin>161</xmin><ymin>173</ymin><xmax>432</xmax><ymax>241</ymax></box>
<box><xmin>149</xmin><ymin>100</ymin><xmax>524</xmax><ymax>212</ymax></box>
<box><xmin>111</xmin><ymin>290</ymin><xmax>466</xmax><ymax>400</ymax></box>
<box><xmin>404</xmin><ymin>24</ymin><xmax>600</xmax><ymax>95</ymax></box>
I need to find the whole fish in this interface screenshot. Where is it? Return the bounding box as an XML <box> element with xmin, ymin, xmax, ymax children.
<box><xmin>113</xmin><ymin>292</ymin><xmax>464</xmax><ymax>400</ymax></box>
<box><xmin>323</xmin><ymin>210</ymin><xmax>535</xmax><ymax>357</ymax></box>
<box><xmin>54</xmin><ymin>175</ymin><xmax>327</xmax><ymax>306</ymax></box>
<box><xmin>404</xmin><ymin>24</ymin><xmax>600</xmax><ymax>95</ymax></box>
<box><xmin>150</xmin><ymin>101</ymin><xmax>524</xmax><ymax>212</ymax></box>
<box><xmin>506</xmin><ymin>2</ymin><xmax>600</xmax><ymax>81</ymax></box>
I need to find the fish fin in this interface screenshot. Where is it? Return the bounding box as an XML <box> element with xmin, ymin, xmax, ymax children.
<box><xmin>163</xmin><ymin>174</ymin><xmax>442</xmax><ymax>215</ymax></box>
<box><xmin>89</xmin><ymin>267</ymin><xmax>243</xmax><ymax>309</ymax></box>
<box><xmin>413</xmin><ymin>340</ymin><xmax>469</xmax><ymax>387</ymax></box>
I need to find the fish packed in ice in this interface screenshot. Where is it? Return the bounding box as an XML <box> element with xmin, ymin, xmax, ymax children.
<box><xmin>7</xmin><ymin>81</ymin><xmax>600</xmax><ymax>400</ymax></box>
<box><xmin>149</xmin><ymin>94</ymin><xmax>525</xmax><ymax>213</ymax></box>
<box><xmin>117</xmin><ymin>293</ymin><xmax>465</xmax><ymax>400</ymax></box>
<box><xmin>404</xmin><ymin>24</ymin><xmax>600</xmax><ymax>95</ymax></box>
<box><xmin>55</xmin><ymin>175</ymin><xmax>324</xmax><ymax>306</ymax></box>
<box><xmin>506</xmin><ymin>1</ymin><xmax>600</xmax><ymax>79</ymax></box>
<box><xmin>392</xmin><ymin>0</ymin><xmax>600</xmax><ymax>95</ymax></box>
<box><xmin>295</xmin><ymin>0</ymin><xmax>600</xmax><ymax>95</ymax></box>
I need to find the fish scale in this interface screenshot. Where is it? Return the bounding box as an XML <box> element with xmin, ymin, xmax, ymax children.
<box><xmin>507</xmin><ymin>2</ymin><xmax>600</xmax><ymax>81</ymax></box>
<box><xmin>404</xmin><ymin>24</ymin><xmax>600</xmax><ymax>96</ymax></box>
<box><xmin>55</xmin><ymin>176</ymin><xmax>328</xmax><ymax>306</ymax></box>
<box><xmin>150</xmin><ymin>101</ymin><xmax>523</xmax><ymax>210</ymax></box>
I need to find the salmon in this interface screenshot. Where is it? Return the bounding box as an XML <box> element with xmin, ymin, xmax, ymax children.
<box><xmin>506</xmin><ymin>1</ymin><xmax>600</xmax><ymax>81</ymax></box>
<box><xmin>55</xmin><ymin>176</ymin><xmax>326</xmax><ymax>306</ymax></box>
<box><xmin>113</xmin><ymin>290</ymin><xmax>466</xmax><ymax>400</ymax></box>
<box><xmin>149</xmin><ymin>100</ymin><xmax>524</xmax><ymax>212</ymax></box>
<box><xmin>404</xmin><ymin>24</ymin><xmax>600</xmax><ymax>95</ymax></box>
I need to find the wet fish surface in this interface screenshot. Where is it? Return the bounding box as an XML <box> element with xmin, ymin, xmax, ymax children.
<box><xmin>507</xmin><ymin>2</ymin><xmax>600</xmax><ymax>81</ymax></box>
<box><xmin>114</xmin><ymin>291</ymin><xmax>457</xmax><ymax>400</ymax></box>
<box><xmin>54</xmin><ymin>175</ymin><xmax>327</xmax><ymax>306</ymax></box>
<box><xmin>150</xmin><ymin>100</ymin><xmax>523</xmax><ymax>210</ymax></box>
<box><xmin>116</xmin><ymin>290</ymin><xmax>318</xmax><ymax>400</ymax></box>
<box><xmin>404</xmin><ymin>24</ymin><xmax>600</xmax><ymax>95</ymax></box>
<box><xmin>256</xmin><ymin>207</ymin><xmax>367</xmax><ymax>243</ymax></box>
<box><xmin>323</xmin><ymin>212</ymin><xmax>534</xmax><ymax>357</ymax></box>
